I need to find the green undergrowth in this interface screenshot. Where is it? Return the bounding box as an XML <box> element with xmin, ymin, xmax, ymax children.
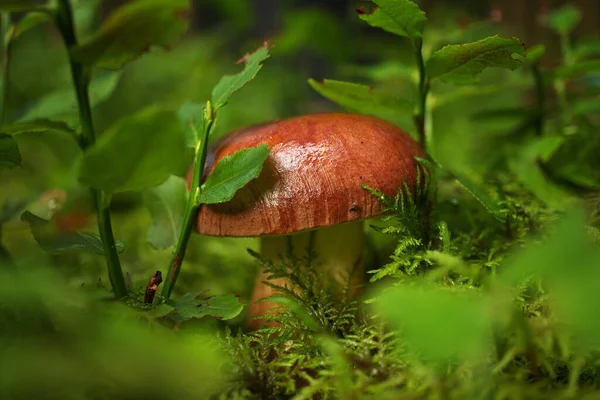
<box><xmin>1</xmin><ymin>0</ymin><xmax>600</xmax><ymax>399</ymax></box>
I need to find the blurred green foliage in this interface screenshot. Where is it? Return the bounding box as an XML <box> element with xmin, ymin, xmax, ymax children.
<box><xmin>0</xmin><ymin>0</ymin><xmax>599</xmax><ymax>399</ymax></box>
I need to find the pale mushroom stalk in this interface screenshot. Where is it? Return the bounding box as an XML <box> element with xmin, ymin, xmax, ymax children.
<box><xmin>249</xmin><ymin>220</ymin><xmax>366</xmax><ymax>330</ymax></box>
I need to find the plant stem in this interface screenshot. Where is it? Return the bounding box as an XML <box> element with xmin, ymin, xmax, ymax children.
<box><xmin>554</xmin><ymin>32</ymin><xmax>573</xmax><ymax>135</ymax></box>
<box><xmin>161</xmin><ymin>102</ymin><xmax>214</xmax><ymax>299</ymax></box>
<box><xmin>55</xmin><ymin>0</ymin><xmax>127</xmax><ymax>297</ymax></box>
<box><xmin>413</xmin><ymin>37</ymin><xmax>430</xmax><ymax>152</ymax></box>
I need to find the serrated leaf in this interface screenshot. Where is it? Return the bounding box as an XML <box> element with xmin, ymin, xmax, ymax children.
<box><xmin>357</xmin><ymin>0</ymin><xmax>426</xmax><ymax>38</ymax></box>
<box><xmin>20</xmin><ymin>211</ymin><xmax>125</xmax><ymax>255</ymax></box>
<box><xmin>70</xmin><ymin>0</ymin><xmax>190</xmax><ymax>70</ymax></box>
<box><xmin>143</xmin><ymin>175</ymin><xmax>188</xmax><ymax>250</ymax></box>
<box><xmin>426</xmin><ymin>35</ymin><xmax>526</xmax><ymax>85</ymax></box>
<box><xmin>0</xmin><ymin>0</ymin><xmax>48</xmax><ymax>11</ymax></box>
<box><xmin>546</xmin><ymin>4</ymin><xmax>581</xmax><ymax>35</ymax></box>
<box><xmin>198</xmin><ymin>144</ymin><xmax>271</xmax><ymax>204</ymax></box>
<box><xmin>308</xmin><ymin>78</ymin><xmax>412</xmax><ymax>121</ymax></box>
<box><xmin>77</xmin><ymin>106</ymin><xmax>188</xmax><ymax>194</ymax></box>
<box><xmin>211</xmin><ymin>42</ymin><xmax>271</xmax><ymax>109</ymax></box>
<box><xmin>168</xmin><ymin>292</ymin><xmax>244</xmax><ymax>322</ymax></box>
<box><xmin>0</xmin><ymin>134</ymin><xmax>21</xmax><ymax>171</ymax></box>
<box><xmin>375</xmin><ymin>284</ymin><xmax>491</xmax><ymax>361</ymax></box>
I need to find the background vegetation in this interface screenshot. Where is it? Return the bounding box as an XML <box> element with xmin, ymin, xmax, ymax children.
<box><xmin>0</xmin><ymin>0</ymin><xmax>599</xmax><ymax>399</ymax></box>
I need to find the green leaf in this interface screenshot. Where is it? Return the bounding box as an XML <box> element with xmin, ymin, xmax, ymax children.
<box><xmin>1</xmin><ymin>119</ymin><xmax>77</xmax><ymax>139</ymax></box>
<box><xmin>526</xmin><ymin>44</ymin><xmax>546</xmax><ymax>64</ymax></box>
<box><xmin>20</xmin><ymin>211</ymin><xmax>125</xmax><ymax>255</ymax></box>
<box><xmin>143</xmin><ymin>175</ymin><xmax>188</xmax><ymax>250</ymax></box>
<box><xmin>546</xmin><ymin>4</ymin><xmax>581</xmax><ymax>35</ymax></box>
<box><xmin>500</xmin><ymin>209</ymin><xmax>600</xmax><ymax>348</ymax></box>
<box><xmin>572</xmin><ymin>40</ymin><xmax>600</xmax><ymax>61</ymax></box>
<box><xmin>168</xmin><ymin>292</ymin><xmax>244</xmax><ymax>322</ymax></box>
<box><xmin>19</xmin><ymin>72</ymin><xmax>121</xmax><ymax>123</ymax></box>
<box><xmin>69</xmin><ymin>0</ymin><xmax>190</xmax><ymax>70</ymax></box>
<box><xmin>426</xmin><ymin>35</ymin><xmax>526</xmax><ymax>85</ymax></box>
<box><xmin>308</xmin><ymin>78</ymin><xmax>412</xmax><ymax>120</ymax></box>
<box><xmin>0</xmin><ymin>0</ymin><xmax>48</xmax><ymax>11</ymax></box>
<box><xmin>553</xmin><ymin>60</ymin><xmax>600</xmax><ymax>80</ymax></box>
<box><xmin>375</xmin><ymin>284</ymin><xmax>491</xmax><ymax>362</ymax></box>
<box><xmin>357</xmin><ymin>0</ymin><xmax>426</xmax><ymax>38</ymax></box>
<box><xmin>453</xmin><ymin>172</ymin><xmax>503</xmax><ymax>221</ymax></box>
<box><xmin>77</xmin><ymin>106</ymin><xmax>189</xmax><ymax>194</ymax></box>
<box><xmin>211</xmin><ymin>42</ymin><xmax>271</xmax><ymax>109</ymax></box>
<box><xmin>0</xmin><ymin>134</ymin><xmax>21</xmax><ymax>171</ymax></box>
<box><xmin>198</xmin><ymin>144</ymin><xmax>271</xmax><ymax>204</ymax></box>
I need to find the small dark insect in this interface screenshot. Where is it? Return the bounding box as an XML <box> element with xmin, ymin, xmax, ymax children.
<box><xmin>349</xmin><ymin>202</ymin><xmax>360</xmax><ymax>212</ymax></box>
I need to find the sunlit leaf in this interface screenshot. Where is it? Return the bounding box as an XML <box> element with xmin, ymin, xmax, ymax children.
<box><xmin>375</xmin><ymin>284</ymin><xmax>491</xmax><ymax>361</ymax></box>
<box><xmin>70</xmin><ymin>0</ymin><xmax>191</xmax><ymax>70</ymax></box>
<box><xmin>20</xmin><ymin>211</ymin><xmax>125</xmax><ymax>255</ymax></box>
<box><xmin>143</xmin><ymin>175</ymin><xmax>188</xmax><ymax>250</ymax></box>
<box><xmin>77</xmin><ymin>106</ymin><xmax>188</xmax><ymax>194</ymax></box>
<box><xmin>357</xmin><ymin>0</ymin><xmax>426</xmax><ymax>39</ymax></box>
<box><xmin>198</xmin><ymin>144</ymin><xmax>271</xmax><ymax>204</ymax></box>
<box><xmin>211</xmin><ymin>42</ymin><xmax>271</xmax><ymax>109</ymax></box>
<box><xmin>546</xmin><ymin>4</ymin><xmax>581</xmax><ymax>35</ymax></box>
<box><xmin>426</xmin><ymin>35</ymin><xmax>526</xmax><ymax>84</ymax></box>
<box><xmin>168</xmin><ymin>292</ymin><xmax>244</xmax><ymax>322</ymax></box>
<box><xmin>308</xmin><ymin>78</ymin><xmax>412</xmax><ymax>120</ymax></box>
<box><xmin>0</xmin><ymin>134</ymin><xmax>21</xmax><ymax>171</ymax></box>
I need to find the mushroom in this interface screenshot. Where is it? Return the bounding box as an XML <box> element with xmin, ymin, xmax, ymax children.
<box><xmin>194</xmin><ymin>113</ymin><xmax>426</xmax><ymax>330</ymax></box>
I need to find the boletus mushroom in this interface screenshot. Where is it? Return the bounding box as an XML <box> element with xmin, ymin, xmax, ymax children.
<box><xmin>194</xmin><ymin>113</ymin><xmax>426</xmax><ymax>331</ymax></box>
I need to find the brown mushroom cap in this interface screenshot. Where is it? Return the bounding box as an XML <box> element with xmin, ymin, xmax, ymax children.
<box><xmin>195</xmin><ymin>112</ymin><xmax>426</xmax><ymax>237</ymax></box>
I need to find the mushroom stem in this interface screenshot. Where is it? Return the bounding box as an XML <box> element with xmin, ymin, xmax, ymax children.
<box><xmin>247</xmin><ymin>220</ymin><xmax>366</xmax><ymax>331</ymax></box>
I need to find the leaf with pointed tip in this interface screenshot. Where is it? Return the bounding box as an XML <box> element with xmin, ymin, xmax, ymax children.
<box><xmin>20</xmin><ymin>211</ymin><xmax>125</xmax><ymax>255</ymax></box>
<box><xmin>143</xmin><ymin>175</ymin><xmax>188</xmax><ymax>250</ymax></box>
<box><xmin>198</xmin><ymin>144</ymin><xmax>271</xmax><ymax>204</ymax></box>
<box><xmin>0</xmin><ymin>134</ymin><xmax>21</xmax><ymax>171</ymax></box>
<box><xmin>70</xmin><ymin>0</ymin><xmax>190</xmax><ymax>70</ymax></box>
<box><xmin>546</xmin><ymin>4</ymin><xmax>581</xmax><ymax>35</ymax></box>
<box><xmin>168</xmin><ymin>292</ymin><xmax>244</xmax><ymax>322</ymax></box>
<box><xmin>357</xmin><ymin>0</ymin><xmax>426</xmax><ymax>38</ymax></box>
<box><xmin>308</xmin><ymin>78</ymin><xmax>412</xmax><ymax>122</ymax></box>
<box><xmin>77</xmin><ymin>106</ymin><xmax>189</xmax><ymax>194</ymax></box>
<box><xmin>211</xmin><ymin>42</ymin><xmax>271</xmax><ymax>109</ymax></box>
<box><xmin>426</xmin><ymin>35</ymin><xmax>526</xmax><ymax>85</ymax></box>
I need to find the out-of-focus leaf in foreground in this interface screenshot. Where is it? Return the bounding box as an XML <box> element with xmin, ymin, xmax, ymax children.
<box><xmin>70</xmin><ymin>0</ymin><xmax>191</xmax><ymax>70</ymax></box>
<box><xmin>0</xmin><ymin>134</ymin><xmax>21</xmax><ymax>171</ymax></box>
<box><xmin>0</xmin><ymin>267</ymin><xmax>226</xmax><ymax>398</ymax></box>
<box><xmin>426</xmin><ymin>35</ymin><xmax>526</xmax><ymax>85</ymax></box>
<box><xmin>375</xmin><ymin>284</ymin><xmax>492</xmax><ymax>362</ymax></box>
<box><xmin>500</xmin><ymin>208</ymin><xmax>600</xmax><ymax>349</ymax></box>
